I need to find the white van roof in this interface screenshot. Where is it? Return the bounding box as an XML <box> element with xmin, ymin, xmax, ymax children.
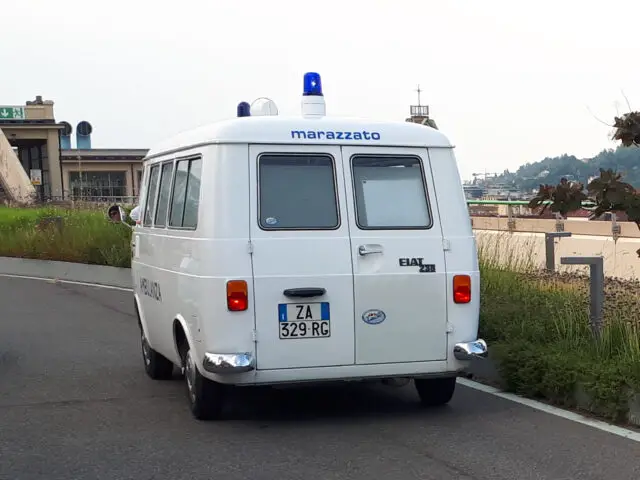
<box><xmin>145</xmin><ymin>115</ymin><xmax>453</xmax><ymax>160</ymax></box>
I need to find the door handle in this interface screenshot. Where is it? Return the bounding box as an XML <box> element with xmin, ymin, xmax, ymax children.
<box><xmin>283</xmin><ymin>288</ymin><xmax>326</xmax><ymax>298</ymax></box>
<box><xmin>358</xmin><ymin>244</ymin><xmax>383</xmax><ymax>256</ymax></box>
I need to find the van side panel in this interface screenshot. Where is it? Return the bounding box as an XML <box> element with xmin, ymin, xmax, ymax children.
<box><xmin>195</xmin><ymin>144</ymin><xmax>255</xmax><ymax>365</ymax></box>
<box><xmin>426</xmin><ymin>147</ymin><xmax>480</xmax><ymax>369</ymax></box>
<box><xmin>134</xmin><ymin>156</ymin><xmax>180</xmax><ymax>362</ymax></box>
<box><xmin>133</xmin><ymin>145</ymin><xmax>255</xmax><ymax>371</ymax></box>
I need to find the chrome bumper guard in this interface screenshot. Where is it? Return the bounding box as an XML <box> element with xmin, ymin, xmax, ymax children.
<box><xmin>203</xmin><ymin>352</ymin><xmax>255</xmax><ymax>374</ymax></box>
<box><xmin>453</xmin><ymin>339</ymin><xmax>488</xmax><ymax>361</ymax></box>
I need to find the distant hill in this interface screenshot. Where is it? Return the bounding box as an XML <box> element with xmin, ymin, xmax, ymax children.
<box><xmin>494</xmin><ymin>147</ymin><xmax>640</xmax><ymax>191</ymax></box>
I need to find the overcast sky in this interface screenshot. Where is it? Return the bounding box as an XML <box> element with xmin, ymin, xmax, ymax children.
<box><xmin>3</xmin><ymin>0</ymin><xmax>639</xmax><ymax>180</ymax></box>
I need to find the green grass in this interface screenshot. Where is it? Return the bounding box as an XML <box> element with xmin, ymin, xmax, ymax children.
<box><xmin>0</xmin><ymin>206</ymin><xmax>638</xmax><ymax>421</ymax></box>
<box><xmin>0</xmin><ymin>206</ymin><xmax>132</xmax><ymax>268</ymax></box>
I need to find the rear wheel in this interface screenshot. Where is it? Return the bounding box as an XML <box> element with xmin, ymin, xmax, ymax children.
<box><xmin>135</xmin><ymin>302</ymin><xmax>174</xmax><ymax>381</ymax></box>
<box><xmin>140</xmin><ymin>329</ymin><xmax>174</xmax><ymax>380</ymax></box>
<box><xmin>183</xmin><ymin>347</ymin><xmax>227</xmax><ymax>420</ymax></box>
<box><xmin>414</xmin><ymin>377</ymin><xmax>457</xmax><ymax>406</ymax></box>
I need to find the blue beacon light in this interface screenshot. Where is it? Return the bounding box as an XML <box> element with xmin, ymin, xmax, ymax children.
<box><xmin>237</xmin><ymin>101</ymin><xmax>251</xmax><ymax>117</ymax></box>
<box><xmin>303</xmin><ymin>72</ymin><xmax>323</xmax><ymax>96</ymax></box>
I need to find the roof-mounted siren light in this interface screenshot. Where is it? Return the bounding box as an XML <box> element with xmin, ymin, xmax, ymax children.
<box><xmin>301</xmin><ymin>72</ymin><xmax>325</xmax><ymax>118</ymax></box>
<box><xmin>237</xmin><ymin>101</ymin><xmax>251</xmax><ymax>117</ymax></box>
<box><xmin>250</xmin><ymin>97</ymin><xmax>279</xmax><ymax>116</ymax></box>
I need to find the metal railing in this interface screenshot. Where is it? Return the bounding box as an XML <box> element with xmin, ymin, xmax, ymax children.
<box><xmin>466</xmin><ymin>199</ymin><xmax>598</xmax><ymax>208</ymax></box>
<box><xmin>466</xmin><ymin>199</ymin><xmax>621</xmax><ymax>237</ymax></box>
<box><xmin>0</xmin><ymin>195</ymin><xmax>139</xmax><ymax>210</ymax></box>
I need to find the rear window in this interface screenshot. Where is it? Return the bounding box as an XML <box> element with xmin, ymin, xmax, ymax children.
<box><xmin>258</xmin><ymin>154</ymin><xmax>339</xmax><ymax>230</ymax></box>
<box><xmin>351</xmin><ymin>155</ymin><xmax>432</xmax><ymax>229</ymax></box>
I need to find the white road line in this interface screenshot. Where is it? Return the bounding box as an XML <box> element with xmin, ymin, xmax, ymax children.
<box><xmin>458</xmin><ymin>378</ymin><xmax>640</xmax><ymax>443</ymax></box>
<box><xmin>0</xmin><ymin>273</ymin><xmax>133</xmax><ymax>292</ymax></box>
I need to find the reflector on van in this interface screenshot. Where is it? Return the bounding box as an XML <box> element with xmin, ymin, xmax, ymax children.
<box><xmin>453</xmin><ymin>275</ymin><xmax>471</xmax><ymax>304</ymax></box>
<box><xmin>227</xmin><ymin>280</ymin><xmax>248</xmax><ymax>311</ymax></box>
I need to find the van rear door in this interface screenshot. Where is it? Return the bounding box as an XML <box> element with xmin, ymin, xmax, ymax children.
<box><xmin>341</xmin><ymin>146</ymin><xmax>448</xmax><ymax>365</ymax></box>
<box><xmin>249</xmin><ymin>145</ymin><xmax>355</xmax><ymax>370</ymax></box>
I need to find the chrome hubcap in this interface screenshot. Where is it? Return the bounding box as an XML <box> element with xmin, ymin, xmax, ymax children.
<box><xmin>185</xmin><ymin>350</ymin><xmax>197</xmax><ymax>403</ymax></box>
<box><xmin>141</xmin><ymin>334</ymin><xmax>151</xmax><ymax>366</ymax></box>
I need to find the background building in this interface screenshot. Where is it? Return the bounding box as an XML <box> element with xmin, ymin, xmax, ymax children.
<box><xmin>61</xmin><ymin>148</ymin><xmax>147</xmax><ymax>202</ymax></box>
<box><xmin>0</xmin><ymin>96</ymin><xmax>147</xmax><ymax>203</ymax></box>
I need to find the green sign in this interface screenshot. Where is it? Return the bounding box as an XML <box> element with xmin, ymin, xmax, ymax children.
<box><xmin>0</xmin><ymin>106</ymin><xmax>26</xmax><ymax>120</ymax></box>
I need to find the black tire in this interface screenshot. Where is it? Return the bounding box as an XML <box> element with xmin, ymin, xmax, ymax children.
<box><xmin>414</xmin><ymin>376</ymin><xmax>457</xmax><ymax>407</ymax></box>
<box><xmin>183</xmin><ymin>347</ymin><xmax>227</xmax><ymax>421</ymax></box>
<box><xmin>140</xmin><ymin>328</ymin><xmax>175</xmax><ymax>380</ymax></box>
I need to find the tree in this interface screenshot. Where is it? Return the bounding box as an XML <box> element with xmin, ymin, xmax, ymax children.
<box><xmin>612</xmin><ymin>111</ymin><xmax>640</xmax><ymax>147</ymax></box>
<box><xmin>528</xmin><ymin>111</ymin><xmax>640</xmax><ymax>256</ymax></box>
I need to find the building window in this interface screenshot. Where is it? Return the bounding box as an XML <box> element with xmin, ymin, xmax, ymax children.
<box><xmin>258</xmin><ymin>154</ymin><xmax>339</xmax><ymax>230</ymax></box>
<box><xmin>136</xmin><ymin>170</ymin><xmax>143</xmax><ymax>196</ymax></box>
<box><xmin>29</xmin><ymin>146</ymin><xmax>42</xmax><ymax>170</ymax></box>
<box><xmin>10</xmin><ymin>141</ymin><xmax>48</xmax><ymax>200</ymax></box>
<box><xmin>42</xmin><ymin>171</ymin><xmax>51</xmax><ymax>199</ymax></box>
<box><xmin>40</xmin><ymin>144</ymin><xmax>50</xmax><ymax>199</ymax></box>
<box><xmin>351</xmin><ymin>155</ymin><xmax>432</xmax><ymax>229</ymax></box>
<box><xmin>68</xmin><ymin>171</ymin><xmax>127</xmax><ymax>199</ymax></box>
<box><xmin>169</xmin><ymin>157</ymin><xmax>202</xmax><ymax>229</ymax></box>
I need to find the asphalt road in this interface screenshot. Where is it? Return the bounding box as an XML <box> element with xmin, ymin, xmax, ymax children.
<box><xmin>0</xmin><ymin>276</ymin><xmax>638</xmax><ymax>480</ymax></box>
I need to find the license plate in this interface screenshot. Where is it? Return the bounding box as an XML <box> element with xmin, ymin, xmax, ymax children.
<box><xmin>278</xmin><ymin>302</ymin><xmax>330</xmax><ymax>339</ymax></box>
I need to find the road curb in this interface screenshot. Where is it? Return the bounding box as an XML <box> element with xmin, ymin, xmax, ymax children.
<box><xmin>466</xmin><ymin>356</ymin><xmax>640</xmax><ymax>428</ymax></box>
<box><xmin>0</xmin><ymin>256</ymin><xmax>132</xmax><ymax>289</ymax></box>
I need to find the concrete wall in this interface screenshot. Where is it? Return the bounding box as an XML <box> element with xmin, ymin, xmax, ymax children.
<box><xmin>4</xmin><ymin>125</ymin><xmax>63</xmax><ymax>198</ymax></box>
<box><xmin>473</xmin><ymin>217</ymin><xmax>640</xmax><ymax>280</ymax></box>
<box><xmin>46</xmin><ymin>129</ymin><xmax>63</xmax><ymax>198</ymax></box>
<box><xmin>0</xmin><ymin>128</ymin><xmax>36</xmax><ymax>203</ymax></box>
<box><xmin>24</xmin><ymin>102</ymin><xmax>55</xmax><ymax>121</ymax></box>
<box><xmin>471</xmin><ymin>216</ymin><xmax>640</xmax><ymax>238</ymax></box>
<box><xmin>0</xmin><ymin>256</ymin><xmax>132</xmax><ymax>289</ymax></box>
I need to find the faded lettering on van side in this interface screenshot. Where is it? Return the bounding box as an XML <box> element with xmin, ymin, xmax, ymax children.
<box><xmin>398</xmin><ymin>257</ymin><xmax>436</xmax><ymax>273</ymax></box>
<box><xmin>139</xmin><ymin>277</ymin><xmax>162</xmax><ymax>302</ymax></box>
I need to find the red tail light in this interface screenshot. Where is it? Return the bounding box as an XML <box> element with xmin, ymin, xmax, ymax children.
<box><xmin>226</xmin><ymin>280</ymin><xmax>248</xmax><ymax>311</ymax></box>
<box><xmin>453</xmin><ymin>275</ymin><xmax>471</xmax><ymax>304</ymax></box>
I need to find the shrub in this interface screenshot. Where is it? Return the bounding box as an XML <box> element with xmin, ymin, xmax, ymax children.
<box><xmin>0</xmin><ymin>206</ymin><xmax>131</xmax><ymax>267</ymax></box>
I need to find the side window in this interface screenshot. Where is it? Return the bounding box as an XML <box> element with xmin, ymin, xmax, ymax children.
<box><xmin>169</xmin><ymin>160</ymin><xmax>189</xmax><ymax>227</ymax></box>
<box><xmin>143</xmin><ymin>165</ymin><xmax>160</xmax><ymax>227</ymax></box>
<box><xmin>258</xmin><ymin>154</ymin><xmax>339</xmax><ymax>230</ymax></box>
<box><xmin>183</xmin><ymin>158</ymin><xmax>202</xmax><ymax>229</ymax></box>
<box><xmin>169</xmin><ymin>157</ymin><xmax>202</xmax><ymax>229</ymax></box>
<box><xmin>351</xmin><ymin>155</ymin><xmax>431</xmax><ymax>229</ymax></box>
<box><xmin>154</xmin><ymin>162</ymin><xmax>175</xmax><ymax>228</ymax></box>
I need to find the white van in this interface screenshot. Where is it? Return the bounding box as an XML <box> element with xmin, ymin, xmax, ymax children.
<box><xmin>110</xmin><ymin>72</ymin><xmax>488</xmax><ymax>420</ymax></box>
